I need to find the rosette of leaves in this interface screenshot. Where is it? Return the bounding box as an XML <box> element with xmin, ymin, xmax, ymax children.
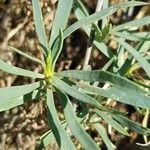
<box><xmin>0</xmin><ymin>0</ymin><xmax>150</xmax><ymax>149</ymax></box>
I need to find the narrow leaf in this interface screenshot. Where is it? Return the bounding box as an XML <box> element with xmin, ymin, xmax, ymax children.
<box><xmin>95</xmin><ymin>110</ymin><xmax>129</xmax><ymax>136</ymax></box>
<box><xmin>64</xmin><ymin>1</ymin><xmax>147</xmax><ymax>39</ymax></box>
<box><xmin>52</xmin><ymin>76</ymin><xmax>101</xmax><ymax>108</ymax></box>
<box><xmin>0</xmin><ymin>81</ymin><xmax>42</xmax><ymax>101</ymax></box>
<box><xmin>116</xmin><ymin>38</ymin><xmax>150</xmax><ymax>77</ymax></box>
<box><xmin>32</xmin><ymin>0</ymin><xmax>48</xmax><ymax>54</ymax></box>
<box><xmin>57</xmin><ymin>88</ymin><xmax>99</xmax><ymax>150</ymax></box>
<box><xmin>56</xmin><ymin>70</ymin><xmax>146</xmax><ymax>93</ymax></box>
<box><xmin>46</xmin><ymin>89</ymin><xmax>75</xmax><ymax>150</ymax></box>
<box><xmin>111</xmin><ymin>15</ymin><xmax>150</xmax><ymax>32</ymax></box>
<box><xmin>49</xmin><ymin>0</ymin><xmax>73</xmax><ymax>47</ymax></box>
<box><xmin>93</xmin><ymin>123</ymin><xmax>115</xmax><ymax>150</ymax></box>
<box><xmin>8</xmin><ymin>46</ymin><xmax>45</xmax><ymax>66</ymax></box>
<box><xmin>113</xmin><ymin>32</ymin><xmax>150</xmax><ymax>41</ymax></box>
<box><xmin>0</xmin><ymin>59</ymin><xmax>44</xmax><ymax>78</ymax></box>
<box><xmin>0</xmin><ymin>89</ymin><xmax>43</xmax><ymax>112</ymax></box>
<box><xmin>57</xmin><ymin>70</ymin><xmax>150</xmax><ymax>108</ymax></box>
<box><xmin>52</xmin><ymin>28</ymin><xmax>64</xmax><ymax>67</ymax></box>
<box><xmin>40</xmin><ymin>108</ymin><xmax>88</xmax><ymax>148</ymax></box>
<box><xmin>112</xmin><ymin>114</ymin><xmax>150</xmax><ymax>136</ymax></box>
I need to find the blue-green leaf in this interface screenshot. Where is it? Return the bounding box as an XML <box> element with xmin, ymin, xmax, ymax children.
<box><xmin>0</xmin><ymin>59</ymin><xmax>44</xmax><ymax>78</ymax></box>
<box><xmin>32</xmin><ymin>0</ymin><xmax>48</xmax><ymax>55</ymax></box>
<box><xmin>49</xmin><ymin>0</ymin><xmax>73</xmax><ymax>47</ymax></box>
<box><xmin>95</xmin><ymin>110</ymin><xmax>128</xmax><ymax>136</ymax></box>
<box><xmin>46</xmin><ymin>89</ymin><xmax>76</xmax><ymax>150</ymax></box>
<box><xmin>57</xmin><ymin>88</ymin><xmax>99</xmax><ymax>150</ymax></box>
<box><xmin>111</xmin><ymin>16</ymin><xmax>150</xmax><ymax>33</ymax></box>
<box><xmin>93</xmin><ymin>123</ymin><xmax>115</xmax><ymax>150</ymax></box>
<box><xmin>0</xmin><ymin>81</ymin><xmax>42</xmax><ymax>101</ymax></box>
<box><xmin>116</xmin><ymin>38</ymin><xmax>150</xmax><ymax>77</ymax></box>
<box><xmin>52</xmin><ymin>76</ymin><xmax>101</xmax><ymax>108</ymax></box>
<box><xmin>0</xmin><ymin>89</ymin><xmax>43</xmax><ymax>112</ymax></box>
<box><xmin>112</xmin><ymin>114</ymin><xmax>150</xmax><ymax>136</ymax></box>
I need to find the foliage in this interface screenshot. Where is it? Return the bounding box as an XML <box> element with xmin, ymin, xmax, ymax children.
<box><xmin>0</xmin><ymin>0</ymin><xmax>150</xmax><ymax>149</ymax></box>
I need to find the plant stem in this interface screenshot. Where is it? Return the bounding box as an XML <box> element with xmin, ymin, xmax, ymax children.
<box><xmin>83</xmin><ymin>0</ymin><xmax>104</xmax><ymax>69</ymax></box>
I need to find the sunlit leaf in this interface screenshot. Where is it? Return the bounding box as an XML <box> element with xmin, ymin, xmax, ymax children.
<box><xmin>57</xmin><ymin>88</ymin><xmax>99</xmax><ymax>150</ymax></box>
<box><xmin>0</xmin><ymin>89</ymin><xmax>43</xmax><ymax>112</ymax></box>
<box><xmin>46</xmin><ymin>89</ymin><xmax>76</xmax><ymax>150</ymax></box>
<box><xmin>0</xmin><ymin>59</ymin><xmax>44</xmax><ymax>78</ymax></box>
<box><xmin>49</xmin><ymin>0</ymin><xmax>73</xmax><ymax>47</ymax></box>
<box><xmin>112</xmin><ymin>114</ymin><xmax>150</xmax><ymax>136</ymax></box>
<box><xmin>32</xmin><ymin>0</ymin><xmax>48</xmax><ymax>55</ymax></box>
<box><xmin>116</xmin><ymin>38</ymin><xmax>150</xmax><ymax>77</ymax></box>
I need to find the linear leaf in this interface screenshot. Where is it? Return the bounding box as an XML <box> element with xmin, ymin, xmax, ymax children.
<box><xmin>93</xmin><ymin>123</ymin><xmax>115</xmax><ymax>150</ymax></box>
<box><xmin>113</xmin><ymin>32</ymin><xmax>150</xmax><ymax>41</ymax></box>
<box><xmin>56</xmin><ymin>70</ymin><xmax>150</xmax><ymax>108</ymax></box>
<box><xmin>52</xmin><ymin>28</ymin><xmax>64</xmax><ymax>67</ymax></box>
<box><xmin>93</xmin><ymin>41</ymin><xmax>114</xmax><ymax>58</ymax></box>
<box><xmin>56</xmin><ymin>70</ymin><xmax>146</xmax><ymax>93</ymax></box>
<box><xmin>0</xmin><ymin>89</ymin><xmax>43</xmax><ymax>112</ymax></box>
<box><xmin>102</xmin><ymin>0</ymin><xmax>109</xmax><ymax>28</ymax></box>
<box><xmin>64</xmin><ymin>1</ymin><xmax>147</xmax><ymax>39</ymax></box>
<box><xmin>0</xmin><ymin>59</ymin><xmax>44</xmax><ymax>78</ymax></box>
<box><xmin>116</xmin><ymin>38</ymin><xmax>150</xmax><ymax>77</ymax></box>
<box><xmin>73</xmin><ymin>0</ymin><xmax>113</xmax><ymax>58</ymax></box>
<box><xmin>56</xmin><ymin>88</ymin><xmax>99</xmax><ymax>150</ymax></box>
<box><xmin>8</xmin><ymin>46</ymin><xmax>45</xmax><ymax>66</ymax></box>
<box><xmin>111</xmin><ymin>15</ymin><xmax>150</xmax><ymax>32</ymax></box>
<box><xmin>49</xmin><ymin>0</ymin><xmax>73</xmax><ymax>47</ymax></box>
<box><xmin>95</xmin><ymin>110</ymin><xmax>129</xmax><ymax>136</ymax></box>
<box><xmin>52</xmin><ymin>76</ymin><xmax>101</xmax><ymax>108</ymax></box>
<box><xmin>32</xmin><ymin>0</ymin><xmax>48</xmax><ymax>54</ymax></box>
<box><xmin>0</xmin><ymin>81</ymin><xmax>42</xmax><ymax>101</ymax></box>
<box><xmin>40</xmin><ymin>107</ymin><xmax>88</xmax><ymax>148</ymax></box>
<box><xmin>46</xmin><ymin>89</ymin><xmax>75</xmax><ymax>150</ymax></box>
<box><xmin>112</xmin><ymin>114</ymin><xmax>150</xmax><ymax>136</ymax></box>
<box><xmin>40</xmin><ymin>121</ymin><xmax>68</xmax><ymax>148</ymax></box>
<box><xmin>80</xmin><ymin>77</ymin><xmax>150</xmax><ymax>108</ymax></box>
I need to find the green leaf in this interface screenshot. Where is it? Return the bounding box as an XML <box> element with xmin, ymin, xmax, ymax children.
<box><xmin>73</xmin><ymin>0</ymin><xmax>113</xmax><ymax>58</ymax></box>
<box><xmin>46</xmin><ymin>89</ymin><xmax>75</xmax><ymax>150</ymax></box>
<box><xmin>40</xmin><ymin>121</ymin><xmax>68</xmax><ymax>148</ymax></box>
<box><xmin>93</xmin><ymin>41</ymin><xmax>114</xmax><ymax>58</ymax></box>
<box><xmin>64</xmin><ymin>1</ymin><xmax>147</xmax><ymax>39</ymax></box>
<box><xmin>0</xmin><ymin>81</ymin><xmax>42</xmax><ymax>101</ymax></box>
<box><xmin>73</xmin><ymin>0</ymin><xmax>89</xmax><ymax>18</ymax></box>
<box><xmin>102</xmin><ymin>0</ymin><xmax>109</xmax><ymax>28</ymax></box>
<box><xmin>32</xmin><ymin>0</ymin><xmax>48</xmax><ymax>55</ymax></box>
<box><xmin>0</xmin><ymin>82</ymin><xmax>43</xmax><ymax>111</ymax></box>
<box><xmin>138</xmin><ymin>33</ymin><xmax>150</xmax><ymax>53</ymax></box>
<box><xmin>0</xmin><ymin>59</ymin><xmax>44</xmax><ymax>78</ymax></box>
<box><xmin>113</xmin><ymin>32</ymin><xmax>150</xmax><ymax>41</ymax></box>
<box><xmin>112</xmin><ymin>114</ymin><xmax>150</xmax><ymax>136</ymax></box>
<box><xmin>52</xmin><ymin>28</ymin><xmax>64</xmax><ymax>68</ymax></box>
<box><xmin>111</xmin><ymin>15</ymin><xmax>150</xmax><ymax>33</ymax></box>
<box><xmin>0</xmin><ymin>89</ymin><xmax>43</xmax><ymax>112</ymax></box>
<box><xmin>49</xmin><ymin>0</ymin><xmax>73</xmax><ymax>47</ymax></box>
<box><xmin>57</xmin><ymin>70</ymin><xmax>150</xmax><ymax>108</ymax></box>
<box><xmin>93</xmin><ymin>123</ymin><xmax>115</xmax><ymax>150</ymax></box>
<box><xmin>52</xmin><ymin>76</ymin><xmax>101</xmax><ymax>108</ymax></box>
<box><xmin>8</xmin><ymin>46</ymin><xmax>45</xmax><ymax>67</ymax></box>
<box><xmin>116</xmin><ymin>38</ymin><xmax>150</xmax><ymax>77</ymax></box>
<box><xmin>95</xmin><ymin>110</ymin><xmax>129</xmax><ymax>136</ymax></box>
<box><xmin>40</xmin><ymin>108</ymin><xmax>88</xmax><ymax>148</ymax></box>
<box><xmin>56</xmin><ymin>88</ymin><xmax>99</xmax><ymax>150</ymax></box>
<box><xmin>57</xmin><ymin>70</ymin><xmax>146</xmax><ymax>93</ymax></box>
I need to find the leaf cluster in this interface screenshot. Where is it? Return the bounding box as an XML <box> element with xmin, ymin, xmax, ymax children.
<box><xmin>0</xmin><ymin>0</ymin><xmax>150</xmax><ymax>149</ymax></box>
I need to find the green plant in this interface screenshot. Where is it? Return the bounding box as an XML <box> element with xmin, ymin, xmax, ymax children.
<box><xmin>0</xmin><ymin>0</ymin><xmax>150</xmax><ymax>149</ymax></box>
